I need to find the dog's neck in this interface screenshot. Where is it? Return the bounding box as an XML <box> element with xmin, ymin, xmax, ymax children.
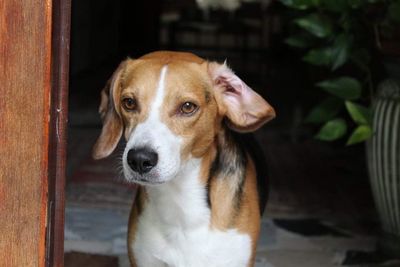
<box><xmin>142</xmin><ymin>127</ymin><xmax>247</xmax><ymax>229</ymax></box>
<box><xmin>145</xmin><ymin>156</ymin><xmax>210</xmax><ymax>228</ymax></box>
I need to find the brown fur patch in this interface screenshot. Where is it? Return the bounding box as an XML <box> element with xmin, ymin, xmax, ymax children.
<box><xmin>160</xmin><ymin>62</ymin><xmax>221</xmax><ymax>160</ymax></box>
<box><xmin>127</xmin><ymin>187</ymin><xmax>147</xmax><ymax>267</ymax></box>
<box><xmin>118</xmin><ymin>60</ymin><xmax>163</xmax><ymax>138</ymax></box>
<box><xmin>139</xmin><ymin>51</ymin><xmax>205</xmax><ymax>64</ymax></box>
<box><xmin>198</xmin><ymin>144</ymin><xmax>218</xmax><ymax>186</ymax></box>
<box><xmin>207</xmin><ymin>129</ymin><xmax>245</xmax><ymax>228</ymax></box>
<box><xmin>234</xmin><ymin>158</ymin><xmax>260</xmax><ymax>266</ymax></box>
<box><xmin>205</xmin><ymin>129</ymin><xmax>261</xmax><ymax>266</ymax></box>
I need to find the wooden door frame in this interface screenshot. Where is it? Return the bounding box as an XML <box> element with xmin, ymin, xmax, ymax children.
<box><xmin>0</xmin><ymin>0</ymin><xmax>71</xmax><ymax>266</ymax></box>
<box><xmin>47</xmin><ymin>0</ymin><xmax>71</xmax><ymax>266</ymax></box>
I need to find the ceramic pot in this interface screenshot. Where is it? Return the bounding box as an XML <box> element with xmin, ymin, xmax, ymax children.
<box><xmin>367</xmin><ymin>79</ymin><xmax>400</xmax><ymax>256</ymax></box>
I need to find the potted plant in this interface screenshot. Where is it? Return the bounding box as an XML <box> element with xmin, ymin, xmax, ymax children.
<box><xmin>280</xmin><ymin>0</ymin><xmax>400</xmax><ymax>257</ymax></box>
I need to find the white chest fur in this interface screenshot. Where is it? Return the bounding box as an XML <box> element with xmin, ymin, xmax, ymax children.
<box><xmin>131</xmin><ymin>159</ymin><xmax>251</xmax><ymax>267</ymax></box>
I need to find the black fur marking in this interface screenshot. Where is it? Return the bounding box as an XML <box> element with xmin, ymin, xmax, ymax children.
<box><xmin>232</xmin><ymin>132</ymin><xmax>269</xmax><ymax>214</ymax></box>
<box><xmin>209</xmin><ymin>150</ymin><xmax>220</xmax><ymax>179</ymax></box>
<box><xmin>207</xmin><ymin>128</ymin><xmax>248</xmax><ymax>221</ymax></box>
<box><xmin>229</xmin><ymin>140</ymin><xmax>247</xmax><ymax>216</ymax></box>
<box><xmin>206</xmin><ymin>127</ymin><xmax>269</xmax><ymax>217</ymax></box>
<box><xmin>205</xmin><ymin>177</ymin><xmax>212</xmax><ymax>209</ymax></box>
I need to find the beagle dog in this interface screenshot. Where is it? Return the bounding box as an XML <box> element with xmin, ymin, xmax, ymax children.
<box><xmin>92</xmin><ymin>51</ymin><xmax>275</xmax><ymax>267</ymax></box>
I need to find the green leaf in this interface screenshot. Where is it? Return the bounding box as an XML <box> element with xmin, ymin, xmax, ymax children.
<box><xmin>388</xmin><ymin>1</ymin><xmax>400</xmax><ymax>23</ymax></box>
<box><xmin>294</xmin><ymin>14</ymin><xmax>333</xmax><ymax>38</ymax></box>
<box><xmin>345</xmin><ymin>101</ymin><xmax>372</xmax><ymax>125</ymax></box>
<box><xmin>280</xmin><ymin>0</ymin><xmax>320</xmax><ymax>10</ymax></box>
<box><xmin>285</xmin><ymin>34</ymin><xmax>313</xmax><ymax>48</ymax></box>
<box><xmin>303</xmin><ymin>47</ymin><xmax>333</xmax><ymax>66</ymax></box>
<box><xmin>346</xmin><ymin>125</ymin><xmax>373</xmax><ymax>145</ymax></box>
<box><xmin>306</xmin><ymin>97</ymin><xmax>343</xmax><ymax>123</ymax></box>
<box><xmin>316</xmin><ymin>118</ymin><xmax>347</xmax><ymax>141</ymax></box>
<box><xmin>317</xmin><ymin>77</ymin><xmax>362</xmax><ymax>100</ymax></box>
<box><xmin>331</xmin><ymin>34</ymin><xmax>351</xmax><ymax>70</ymax></box>
<box><xmin>303</xmin><ymin>36</ymin><xmax>351</xmax><ymax>68</ymax></box>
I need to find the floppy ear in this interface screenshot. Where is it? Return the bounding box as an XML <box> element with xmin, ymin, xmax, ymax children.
<box><xmin>208</xmin><ymin>62</ymin><xmax>276</xmax><ymax>132</ymax></box>
<box><xmin>92</xmin><ymin>61</ymin><xmax>127</xmax><ymax>159</ymax></box>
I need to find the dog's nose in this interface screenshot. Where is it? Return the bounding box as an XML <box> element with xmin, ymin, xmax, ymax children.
<box><xmin>127</xmin><ymin>148</ymin><xmax>158</xmax><ymax>174</ymax></box>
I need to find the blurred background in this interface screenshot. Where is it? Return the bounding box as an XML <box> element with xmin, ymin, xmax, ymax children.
<box><xmin>65</xmin><ymin>0</ymin><xmax>400</xmax><ymax>266</ymax></box>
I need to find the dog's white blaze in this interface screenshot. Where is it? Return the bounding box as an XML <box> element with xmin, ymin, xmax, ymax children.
<box><xmin>123</xmin><ymin>65</ymin><xmax>182</xmax><ymax>183</ymax></box>
<box><xmin>132</xmin><ymin>158</ymin><xmax>252</xmax><ymax>267</ymax></box>
<box><xmin>153</xmin><ymin>65</ymin><xmax>168</xmax><ymax>117</ymax></box>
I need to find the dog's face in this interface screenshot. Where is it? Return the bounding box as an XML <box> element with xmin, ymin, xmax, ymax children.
<box><xmin>93</xmin><ymin>52</ymin><xmax>275</xmax><ymax>185</ymax></box>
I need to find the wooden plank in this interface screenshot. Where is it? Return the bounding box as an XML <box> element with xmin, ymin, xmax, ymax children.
<box><xmin>0</xmin><ymin>0</ymin><xmax>53</xmax><ymax>266</ymax></box>
<box><xmin>47</xmin><ymin>0</ymin><xmax>71</xmax><ymax>266</ymax></box>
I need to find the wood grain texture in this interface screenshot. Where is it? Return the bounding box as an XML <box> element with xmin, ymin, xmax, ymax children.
<box><xmin>0</xmin><ymin>0</ymin><xmax>53</xmax><ymax>266</ymax></box>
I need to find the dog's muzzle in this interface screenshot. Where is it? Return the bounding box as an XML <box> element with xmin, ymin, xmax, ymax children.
<box><xmin>127</xmin><ymin>147</ymin><xmax>158</xmax><ymax>175</ymax></box>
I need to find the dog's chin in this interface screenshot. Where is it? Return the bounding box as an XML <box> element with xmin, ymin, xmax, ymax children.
<box><xmin>122</xmin><ymin>161</ymin><xmax>180</xmax><ymax>186</ymax></box>
<box><xmin>122</xmin><ymin>169</ymin><xmax>170</xmax><ymax>186</ymax></box>
<box><xmin>128</xmin><ymin>177</ymin><xmax>166</xmax><ymax>186</ymax></box>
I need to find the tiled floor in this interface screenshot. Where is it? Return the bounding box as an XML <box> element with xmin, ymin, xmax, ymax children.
<box><xmin>64</xmin><ymin>180</ymin><xmax>396</xmax><ymax>267</ymax></box>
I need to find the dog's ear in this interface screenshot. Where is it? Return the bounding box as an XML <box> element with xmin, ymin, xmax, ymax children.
<box><xmin>92</xmin><ymin>60</ymin><xmax>128</xmax><ymax>159</ymax></box>
<box><xmin>208</xmin><ymin>62</ymin><xmax>276</xmax><ymax>132</ymax></box>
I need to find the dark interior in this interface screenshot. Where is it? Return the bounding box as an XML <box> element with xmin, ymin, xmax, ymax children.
<box><xmin>65</xmin><ymin>1</ymin><xmax>386</xmax><ymax>266</ymax></box>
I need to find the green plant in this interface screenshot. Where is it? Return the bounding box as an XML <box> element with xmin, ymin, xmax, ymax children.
<box><xmin>281</xmin><ymin>0</ymin><xmax>400</xmax><ymax>145</ymax></box>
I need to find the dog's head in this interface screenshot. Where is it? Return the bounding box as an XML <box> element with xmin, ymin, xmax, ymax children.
<box><xmin>92</xmin><ymin>51</ymin><xmax>275</xmax><ymax>185</ymax></box>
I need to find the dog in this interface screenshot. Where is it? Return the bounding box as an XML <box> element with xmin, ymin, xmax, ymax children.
<box><xmin>92</xmin><ymin>51</ymin><xmax>275</xmax><ymax>267</ymax></box>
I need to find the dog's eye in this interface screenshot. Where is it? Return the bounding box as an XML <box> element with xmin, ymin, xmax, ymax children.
<box><xmin>122</xmin><ymin>97</ymin><xmax>137</xmax><ymax>111</ymax></box>
<box><xmin>180</xmin><ymin>102</ymin><xmax>198</xmax><ymax>115</ymax></box>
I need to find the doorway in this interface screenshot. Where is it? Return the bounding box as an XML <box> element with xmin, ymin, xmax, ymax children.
<box><xmin>64</xmin><ymin>1</ymin><xmax>378</xmax><ymax>266</ymax></box>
